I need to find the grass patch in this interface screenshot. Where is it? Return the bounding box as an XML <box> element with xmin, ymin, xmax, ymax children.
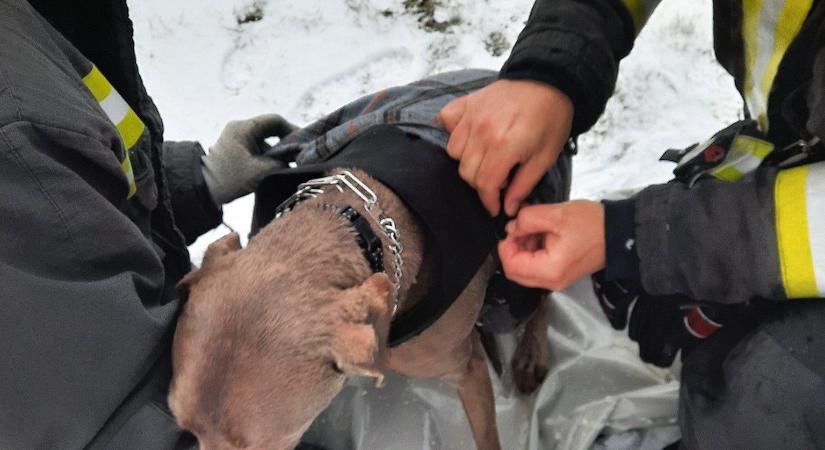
<box><xmin>484</xmin><ymin>31</ymin><xmax>509</xmax><ymax>57</ymax></box>
<box><xmin>402</xmin><ymin>0</ymin><xmax>460</xmax><ymax>32</ymax></box>
<box><xmin>237</xmin><ymin>2</ymin><xmax>264</xmax><ymax>25</ymax></box>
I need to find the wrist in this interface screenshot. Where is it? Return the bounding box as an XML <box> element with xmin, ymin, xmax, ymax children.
<box><xmin>499</xmin><ymin>71</ymin><xmax>583</xmax><ymax>136</ymax></box>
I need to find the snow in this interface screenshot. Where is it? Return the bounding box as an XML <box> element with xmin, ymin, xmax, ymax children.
<box><xmin>129</xmin><ymin>0</ymin><xmax>744</xmax><ymax>446</ymax></box>
<box><xmin>131</xmin><ymin>0</ymin><xmax>741</xmax><ymax>262</ymax></box>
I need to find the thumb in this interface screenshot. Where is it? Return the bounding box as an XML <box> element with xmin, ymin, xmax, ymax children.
<box><xmin>509</xmin><ymin>205</ymin><xmax>562</xmax><ymax>237</ymax></box>
<box><xmin>439</xmin><ymin>96</ymin><xmax>468</xmax><ymax>132</ymax></box>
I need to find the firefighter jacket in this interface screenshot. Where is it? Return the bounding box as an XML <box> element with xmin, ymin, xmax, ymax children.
<box><xmin>500</xmin><ymin>0</ymin><xmax>825</xmax><ymax>303</ymax></box>
<box><xmin>0</xmin><ymin>0</ymin><xmax>219</xmax><ymax>447</ymax></box>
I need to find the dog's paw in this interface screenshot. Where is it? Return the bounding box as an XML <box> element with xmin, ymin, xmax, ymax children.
<box><xmin>511</xmin><ymin>332</ymin><xmax>550</xmax><ymax>395</ymax></box>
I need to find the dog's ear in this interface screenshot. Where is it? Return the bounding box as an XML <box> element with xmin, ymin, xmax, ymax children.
<box><xmin>330</xmin><ymin>323</ymin><xmax>385</xmax><ymax>384</ymax></box>
<box><xmin>330</xmin><ymin>273</ymin><xmax>393</xmax><ymax>386</ymax></box>
<box><xmin>177</xmin><ymin>233</ymin><xmax>242</xmax><ymax>302</ymax></box>
<box><xmin>202</xmin><ymin>232</ymin><xmax>242</xmax><ymax>267</ymax></box>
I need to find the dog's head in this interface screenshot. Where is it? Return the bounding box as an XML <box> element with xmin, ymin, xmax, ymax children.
<box><xmin>168</xmin><ymin>232</ymin><xmax>392</xmax><ymax>450</ymax></box>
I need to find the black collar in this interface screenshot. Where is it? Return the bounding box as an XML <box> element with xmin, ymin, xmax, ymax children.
<box><xmin>272</xmin><ymin>192</ymin><xmax>386</xmax><ymax>275</ymax></box>
<box><xmin>253</xmin><ymin>125</ymin><xmax>497</xmax><ymax>346</ymax></box>
<box><xmin>330</xmin><ymin>205</ymin><xmax>385</xmax><ymax>274</ymax></box>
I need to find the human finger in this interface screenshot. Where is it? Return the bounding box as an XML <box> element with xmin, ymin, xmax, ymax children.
<box><xmin>508</xmin><ymin>205</ymin><xmax>562</xmax><ymax>237</ymax></box>
<box><xmin>439</xmin><ymin>96</ymin><xmax>468</xmax><ymax>133</ymax></box>
<box><xmin>445</xmin><ymin>115</ymin><xmax>471</xmax><ymax>161</ymax></box>
<box><xmin>457</xmin><ymin>132</ymin><xmax>486</xmax><ymax>189</ymax></box>
<box><xmin>475</xmin><ymin>148</ymin><xmax>518</xmax><ymax>217</ymax></box>
<box><xmin>500</xmin><ymin>251</ymin><xmax>555</xmax><ymax>288</ymax></box>
<box><xmin>514</xmin><ymin>233</ymin><xmax>543</xmax><ymax>252</ymax></box>
<box><xmin>503</xmin><ymin>154</ymin><xmax>557</xmax><ymax>216</ymax></box>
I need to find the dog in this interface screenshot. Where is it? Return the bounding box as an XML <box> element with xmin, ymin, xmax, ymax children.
<box><xmin>169</xmin><ymin>131</ymin><xmax>553</xmax><ymax>449</ymax></box>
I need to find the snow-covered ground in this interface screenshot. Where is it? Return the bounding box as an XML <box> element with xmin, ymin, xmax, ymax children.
<box><xmin>131</xmin><ymin>0</ymin><xmax>742</xmax><ymax>262</ymax></box>
<box><xmin>130</xmin><ymin>1</ymin><xmax>744</xmax><ymax>448</ymax></box>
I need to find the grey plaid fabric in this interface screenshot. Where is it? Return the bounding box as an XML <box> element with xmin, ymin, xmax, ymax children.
<box><xmin>267</xmin><ymin>69</ymin><xmax>496</xmax><ymax>164</ymax></box>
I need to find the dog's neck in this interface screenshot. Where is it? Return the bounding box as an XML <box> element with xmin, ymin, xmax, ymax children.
<box><xmin>250</xmin><ymin>170</ymin><xmax>426</xmax><ymax>314</ymax></box>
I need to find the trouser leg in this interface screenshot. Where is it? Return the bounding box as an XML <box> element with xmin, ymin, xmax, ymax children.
<box><xmin>679</xmin><ymin>302</ymin><xmax>825</xmax><ymax>449</ymax></box>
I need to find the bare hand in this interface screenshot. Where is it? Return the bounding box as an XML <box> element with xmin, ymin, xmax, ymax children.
<box><xmin>498</xmin><ymin>201</ymin><xmax>605</xmax><ymax>291</ymax></box>
<box><xmin>440</xmin><ymin>79</ymin><xmax>573</xmax><ymax>216</ymax></box>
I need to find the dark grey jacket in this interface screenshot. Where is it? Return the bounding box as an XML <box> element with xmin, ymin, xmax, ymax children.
<box><xmin>502</xmin><ymin>0</ymin><xmax>825</xmax><ymax>303</ymax></box>
<box><xmin>0</xmin><ymin>0</ymin><xmax>218</xmax><ymax>447</ymax></box>
<box><xmin>503</xmin><ymin>2</ymin><xmax>825</xmax><ymax>447</ymax></box>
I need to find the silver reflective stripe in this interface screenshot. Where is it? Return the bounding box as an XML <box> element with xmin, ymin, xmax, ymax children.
<box><xmin>708</xmin><ymin>135</ymin><xmax>774</xmax><ymax>181</ymax></box>
<box><xmin>99</xmin><ymin>89</ymin><xmax>130</xmax><ymax>125</ymax></box>
<box><xmin>82</xmin><ymin>65</ymin><xmax>144</xmax><ymax>198</ymax></box>
<box><xmin>806</xmin><ymin>163</ymin><xmax>825</xmax><ymax>295</ymax></box>
<box><xmin>742</xmin><ymin>0</ymin><xmax>814</xmax><ymax>131</ymax></box>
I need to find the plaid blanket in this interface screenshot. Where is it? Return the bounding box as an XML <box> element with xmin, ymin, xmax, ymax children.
<box><xmin>267</xmin><ymin>69</ymin><xmax>496</xmax><ymax>164</ymax></box>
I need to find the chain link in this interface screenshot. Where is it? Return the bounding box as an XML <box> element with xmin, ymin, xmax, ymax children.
<box><xmin>274</xmin><ymin>170</ymin><xmax>404</xmax><ymax>315</ymax></box>
<box><xmin>378</xmin><ymin>217</ymin><xmax>404</xmax><ymax>315</ymax></box>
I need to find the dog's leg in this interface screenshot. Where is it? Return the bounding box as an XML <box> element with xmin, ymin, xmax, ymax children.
<box><xmin>478</xmin><ymin>327</ymin><xmax>503</xmax><ymax>377</ymax></box>
<box><xmin>452</xmin><ymin>331</ymin><xmax>501</xmax><ymax>450</ymax></box>
<box><xmin>511</xmin><ymin>294</ymin><xmax>551</xmax><ymax>394</ymax></box>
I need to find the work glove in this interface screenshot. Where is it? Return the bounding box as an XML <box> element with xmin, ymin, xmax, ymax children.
<box><xmin>627</xmin><ymin>295</ymin><xmax>720</xmax><ymax>367</ymax></box>
<box><xmin>202</xmin><ymin>114</ymin><xmax>298</xmax><ymax>206</ymax></box>
<box><xmin>592</xmin><ymin>271</ymin><xmax>639</xmax><ymax>329</ymax></box>
<box><xmin>592</xmin><ymin>271</ymin><xmax>730</xmax><ymax>368</ymax></box>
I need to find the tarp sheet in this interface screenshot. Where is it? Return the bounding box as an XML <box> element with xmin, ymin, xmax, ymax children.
<box><xmin>302</xmin><ymin>279</ymin><xmax>682</xmax><ymax>449</ymax></box>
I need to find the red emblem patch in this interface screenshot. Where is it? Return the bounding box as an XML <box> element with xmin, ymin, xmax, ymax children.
<box><xmin>704</xmin><ymin>144</ymin><xmax>726</xmax><ymax>163</ymax></box>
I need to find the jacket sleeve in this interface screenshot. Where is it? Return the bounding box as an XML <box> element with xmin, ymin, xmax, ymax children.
<box><xmin>628</xmin><ymin>160</ymin><xmax>825</xmax><ymax>303</ymax></box>
<box><xmin>806</xmin><ymin>36</ymin><xmax>825</xmax><ymax>143</ymax></box>
<box><xmin>499</xmin><ymin>0</ymin><xmax>661</xmax><ymax>135</ymax></box>
<box><xmin>162</xmin><ymin>140</ymin><xmax>222</xmax><ymax>244</ymax></box>
<box><xmin>0</xmin><ymin>121</ymin><xmax>179</xmax><ymax>448</ymax></box>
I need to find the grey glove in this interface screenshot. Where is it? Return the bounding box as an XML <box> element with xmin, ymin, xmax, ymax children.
<box><xmin>202</xmin><ymin>114</ymin><xmax>298</xmax><ymax>206</ymax></box>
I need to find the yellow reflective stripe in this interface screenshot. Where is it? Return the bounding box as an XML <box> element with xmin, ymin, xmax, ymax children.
<box><xmin>622</xmin><ymin>0</ymin><xmax>646</xmax><ymax>32</ymax></box>
<box><xmin>82</xmin><ymin>65</ymin><xmax>113</xmax><ymax>102</ymax></box>
<box><xmin>775</xmin><ymin>164</ymin><xmax>818</xmax><ymax>298</ymax></box>
<box><xmin>742</xmin><ymin>0</ymin><xmax>813</xmax><ymax>131</ymax></box>
<box><xmin>620</xmin><ymin>0</ymin><xmax>660</xmax><ymax>34</ymax></box>
<box><xmin>709</xmin><ymin>135</ymin><xmax>774</xmax><ymax>181</ymax></box>
<box><xmin>743</xmin><ymin>0</ymin><xmax>776</xmax><ymax>130</ymax></box>
<box><xmin>760</xmin><ymin>0</ymin><xmax>814</xmax><ymax>121</ymax></box>
<box><xmin>81</xmin><ymin>65</ymin><xmax>144</xmax><ymax>199</ymax></box>
<box><xmin>733</xmin><ymin>135</ymin><xmax>774</xmax><ymax>159</ymax></box>
<box><xmin>741</xmin><ymin>0</ymin><xmax>761</xmax><ymax>112</ymax></box>
<box><xmin>121</xmin><ymin>152</ymin><xmax>137</xmax><ymax>198</ymax></box>
<box><xmin>712</xmin><ymin>166</ymin><xmax>744</xmax><ymax>182</ymax></box>
<box><xmin>117</xmin><ymin>108</ymin><xmax>146</xmax><ymax>150</ymax></box>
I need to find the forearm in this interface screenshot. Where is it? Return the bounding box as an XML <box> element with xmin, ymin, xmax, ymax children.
<box><xmin>625</xmin><ymin>162</ymin><xmax>825</xmax><ymax>303</ymax></box>
<box><xmin>162</xmin><ymin>140</ymin><xmax>222</xmax><ymax>244</ymax></box>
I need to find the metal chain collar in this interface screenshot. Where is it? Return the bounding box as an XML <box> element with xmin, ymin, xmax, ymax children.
<box><xmin>274</xmin><ymin>170</ymin><xmax>404</xmax><ymax>315</ymax></box>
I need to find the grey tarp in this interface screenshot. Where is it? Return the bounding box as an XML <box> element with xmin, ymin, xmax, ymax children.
<box><xmin>302</xmin><ymin>279</ymin><xmax>681</xmax><ymax>450</ymax></box>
